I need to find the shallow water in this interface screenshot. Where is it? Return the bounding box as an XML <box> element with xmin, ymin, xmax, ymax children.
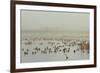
<box><xmin>20</xmin><ymin>32</ymin><xmax>89</xmax><ymax>63</ymax></box>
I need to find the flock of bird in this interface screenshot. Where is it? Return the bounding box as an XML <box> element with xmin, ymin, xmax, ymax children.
<box><xmin>21</xmin><ymin>38</ymin><xmax>89</xmax><ymax>60</ymax></box>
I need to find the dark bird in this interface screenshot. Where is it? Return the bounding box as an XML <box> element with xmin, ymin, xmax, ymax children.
<box><xmin>32</xmin><ymin>51</ymin><xmax>36</xmax><ymax>55</ymax></box>
<box><xmin>73</xmin><ymin>50</ymin><xmax>76</xmax><ymax>53</ymax></box>
<box><xmin>24</xmin><ymin>51</ymin><xmax>28</xmax><ymax>55</ymax></box>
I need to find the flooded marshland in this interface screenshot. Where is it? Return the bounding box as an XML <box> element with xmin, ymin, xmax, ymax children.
<box><xmin>20</xmin><ymin>10</ymin><xmax>90</xmax><ymax>63</ymax></box>
<box><xmin>20</xmin><ymin>32</ymin><xmax>89</xmax><ymax>63</ymax></box>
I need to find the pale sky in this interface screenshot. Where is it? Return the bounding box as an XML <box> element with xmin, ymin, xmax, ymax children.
<box><xmin>21</xmin><ymin>10</ymin><xmax>89</xmax><ymax>32</ymax></box>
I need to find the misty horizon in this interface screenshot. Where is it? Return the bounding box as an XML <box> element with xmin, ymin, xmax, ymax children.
<box><xmin>21</xmin><ymin>10</ymin><xmax>89</xmax><ymax>32</ymax></box>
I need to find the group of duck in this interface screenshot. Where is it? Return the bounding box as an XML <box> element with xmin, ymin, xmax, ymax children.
<box><xmin>21</xmin><ymin>39</ymin><xmax>89</xmax><ymax>60</ymax></box>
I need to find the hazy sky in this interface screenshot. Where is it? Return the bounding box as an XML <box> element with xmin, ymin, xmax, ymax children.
<box><xmin>21</xmin><ymin>10</ymin><xmax>89</xmax><ymax>32</ymax></box>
